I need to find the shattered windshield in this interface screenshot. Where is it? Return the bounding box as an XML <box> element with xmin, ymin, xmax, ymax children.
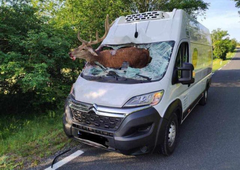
<box><xmin>81</xmin><ymin>41</ymin><xmax>175</xmax><ymax>83</ymax></box>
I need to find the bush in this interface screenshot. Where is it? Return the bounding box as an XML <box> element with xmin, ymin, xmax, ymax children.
<box><xmin>211</xmin><ymin>29</ymin><xmax>237</xmax><ymax>60</ymax></box>
<box><xmin>0</xmin><ymin>4</ymin><xmax>84</xmax><ymax>115</ymax></box>
<box><xmin>213</xmin><ymin>40</ymin><xmax>229</xmax><ymax>60</ymax></box>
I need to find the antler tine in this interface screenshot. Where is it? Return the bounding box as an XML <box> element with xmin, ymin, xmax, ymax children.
<box><xmin>77</xmin><ymin>32</ymin><xmax>88</xmax><ymax>44</ymax></box>
<box><xmin>110</xmin><ymin>20</ymin><xmax>115</xmax><ymax>27</ymax></box>
<box><xmin>88</xmin><ymin>14</ymin><xmax>111</xmax><ymax>46</ymax></box>
<box><xmin>98</xmin><ymin>14</ymin><xmax>110</xmax><ymax>42</ymax></box>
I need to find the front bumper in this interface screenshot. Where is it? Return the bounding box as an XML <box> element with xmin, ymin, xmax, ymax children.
<box><xmin>63</xmin><ymin>95</ymin><xmax>167</xmax><ymax>155</ymax></box>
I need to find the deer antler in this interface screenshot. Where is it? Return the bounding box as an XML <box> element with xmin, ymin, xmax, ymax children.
<box><xmin>78</xmin><ymin>32</ymin><xmax>88</xmax><ymax>44</ymax></box>
<box><xmin>77</xmin><ymin>14</ymin><xmax>114</xmax><ymax>46</ymax></box>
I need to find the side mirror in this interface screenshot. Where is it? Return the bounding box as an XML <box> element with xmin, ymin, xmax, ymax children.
<box><xmin>177</xmin><ymin>63</ymin><xmax>195</xmax><ymax>85</ymax></box>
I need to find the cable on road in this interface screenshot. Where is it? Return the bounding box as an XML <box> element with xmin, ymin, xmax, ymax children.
<box><xmin>51</xmin><ymin>149</ymin><xmax>71</xmax><ymax>168</ymax></box>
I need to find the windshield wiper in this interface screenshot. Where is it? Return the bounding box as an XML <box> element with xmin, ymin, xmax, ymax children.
<box><xmin>94</xmin><ymin>62</ymin><xmax>107</xmax><ymax>71</ymax></box>
<box><xmin>136</xmin><ymin>74</ymin><xmax>152</xmax><ymax>81</ymax></box>
<box><xmin>107</xmin><ymin>71</ymin><xmax>132</xmax><ymax>82</ymax></box>
<box><xmin>107</xmin><ymin>71</ymin><xmax>120</xmax><ymax>78</ymax></box>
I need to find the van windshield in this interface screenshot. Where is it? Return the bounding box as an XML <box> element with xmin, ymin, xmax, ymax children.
<box><xmin>81</xmin><ymin>41</ymin><xmax>175</xmax><ymax>83</ymax></box>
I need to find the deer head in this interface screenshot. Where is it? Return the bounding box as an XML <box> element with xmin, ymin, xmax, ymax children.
<box><xmin>69</xmin><ymin>15</ymin><xmax>112</xmax><ymax>61</ymax></box>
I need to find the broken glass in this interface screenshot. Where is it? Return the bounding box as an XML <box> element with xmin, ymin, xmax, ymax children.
<box><xmin>82</xmin><ymin>41</ymin><xmax>175</xmax><ymax>82</ymax></box>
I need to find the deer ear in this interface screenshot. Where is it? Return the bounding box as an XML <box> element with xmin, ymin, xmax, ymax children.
<box><xmin>88</xmin><ymin>48</ymin><xmax>98</xmax><ymax>56</ymax></box>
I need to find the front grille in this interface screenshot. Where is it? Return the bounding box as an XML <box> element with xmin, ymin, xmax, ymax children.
<box><xmin>70</xmin><ymin>107</ymin><xmax>123</xmax><ymax>131</ymax></box>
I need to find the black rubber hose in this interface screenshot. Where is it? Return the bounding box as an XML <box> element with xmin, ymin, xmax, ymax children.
<box><xmin>51</xmin><ymin>149</ymin><xmax>71</xmax><ymax>168</ymax></box>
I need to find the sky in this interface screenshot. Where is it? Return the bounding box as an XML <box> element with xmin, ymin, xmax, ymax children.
<box><xmin>197</xmin><ymin>0</ymin><xmax>240</xmax><ymax>41</ymax></box>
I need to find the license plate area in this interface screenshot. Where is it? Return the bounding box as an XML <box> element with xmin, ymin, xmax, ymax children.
<box><xmin>77</xmin><ymin>130</ymin><xmax>109</xmax><ymax>147</ymax></box>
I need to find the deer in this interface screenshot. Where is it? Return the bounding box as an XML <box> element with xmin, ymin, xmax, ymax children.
<box><xmin>69</xmin><ymin>15</ymin><xmax>152</xmax><ymax>69</ymax></box>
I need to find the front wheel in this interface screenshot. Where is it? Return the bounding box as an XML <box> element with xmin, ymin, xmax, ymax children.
<box><xmin>161</xmin><ymin>113</ymin><xmax>179</xmax><ymax>156</ymax></box>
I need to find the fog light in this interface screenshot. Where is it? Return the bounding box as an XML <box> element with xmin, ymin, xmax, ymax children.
<box><xmin>140</xmin><ymin>146</ymin><xmax>148</xmax><ymax>153</ymax></box>
<box><xmin>138</xmin><ymin>124</ymin><xmax>152</xmax><ymax>132</ymax></box>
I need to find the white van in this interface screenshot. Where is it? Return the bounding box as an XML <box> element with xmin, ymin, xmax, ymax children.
<box><xmin>63</xmin><ymin>9</ymin><xmax>213</xmax><ymax>156</ymax></box>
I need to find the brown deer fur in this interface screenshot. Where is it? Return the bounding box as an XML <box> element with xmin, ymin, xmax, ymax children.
<box><xmin>70</xmin><ymin>46</ymin><xmax>152</xmax><ymax>68</ymax></box>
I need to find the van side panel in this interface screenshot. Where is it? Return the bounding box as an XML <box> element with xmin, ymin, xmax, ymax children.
<box><xmin>160</xmin><ymin>10</ymin><xmax>212</xmax><ymax>122</ymax></box>
<box><xmin>187</xmin><ymin>13</ymin><xmax>213</xmax><ymax>103</ymax></box>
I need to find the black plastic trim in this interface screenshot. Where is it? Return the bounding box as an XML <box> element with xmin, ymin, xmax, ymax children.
<box><xmin>207</xmin><ymin>78</ymin><xmax>212</xmax><ymax>90</ymax></box>
<box><xmin>163</xmin><ymin>99</ymin><xmax>182</xmax><ymax>122</ymax></box>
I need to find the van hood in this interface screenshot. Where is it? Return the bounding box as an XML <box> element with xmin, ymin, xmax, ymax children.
<box><xmin>73</xmin><ymin>76</ymin><xmax>163</xmax><ymax>108</ymax></box>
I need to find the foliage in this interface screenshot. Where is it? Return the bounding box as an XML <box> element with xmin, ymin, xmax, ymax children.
<box><xmin>233</xmin><ymin>0</ymin><xmax>240</xmax><ymax>7</ymax></box>
<box><xmin>51</xmin><ymin>0</ymin><xmax>209</xmax><ymax>41</ymax></box>
<box><xmin>228</xmin><ymin>39</ymin><xmax>237</xmax><ymax>52</ymax></box>
<box><xmin>211</xmin><ymin>29</ymin><xmax>237</xmax><ymax>60</ymax></box>
<box><xmin>129</xmin><ymin>0</ymin><xmax>209</xmax><ymax>18</ymax></box>
<box><xmin>0</xmin><ymin>2</ymin><xmax>82</xmax><ymax>115</ymax></box>
<box><xmin>51</xmin><ymin>0</ymin><xmax>131</xmax><ymax>44</ymax></box>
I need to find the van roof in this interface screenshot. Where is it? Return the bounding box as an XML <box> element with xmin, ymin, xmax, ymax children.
<box><xmin>102</xmin><ymin>9</ymin><xmax>211</xmax><ymax>46</ymax></box>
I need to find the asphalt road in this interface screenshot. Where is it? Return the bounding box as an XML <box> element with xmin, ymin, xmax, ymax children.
<box><xmin>42</xmin><ymin>49</ymin><xmax>240</xmax><ymax>170</ymax></box>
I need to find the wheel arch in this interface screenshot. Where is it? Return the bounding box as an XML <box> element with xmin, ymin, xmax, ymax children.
<box><xmin>153</xmin><ymin>99</ymin><xmax>183</xmax><ymax>153</ymax></box>
<box><xmin>206</xmin><ymin>77</ymin><xmax>212</xmax><ymax>90</ymax></box>
<box><xmin>163</xmin><ymin>99</ymin><xmax>183</xmax><ymax>124</ymax></box>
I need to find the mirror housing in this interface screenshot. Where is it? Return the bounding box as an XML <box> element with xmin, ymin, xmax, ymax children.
<box><xmin>178</xmin><ymin>63</ymin><xmax>195</xmax><ymax>85</ymax></box>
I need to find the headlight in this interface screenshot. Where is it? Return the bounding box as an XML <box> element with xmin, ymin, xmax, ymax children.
<box><xmin>124</xmin><ymin>91</ymin><xmax>164</xmax><ymax>107</ymax></box>
<box><xmin>65</xmin><ymin>104</ymin><xmax>73</xmax><ymax>123</ymax></box>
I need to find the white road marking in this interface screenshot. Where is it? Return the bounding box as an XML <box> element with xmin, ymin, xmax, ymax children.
<box><xmin>45</xmin><ymin>150</ymin><xmax>84</xmax><ymax>170</ymax></box>
<box><xmin>218</xmin><ymin>68</ymin><xmax>222</xmax><ymax>70</ymax></box>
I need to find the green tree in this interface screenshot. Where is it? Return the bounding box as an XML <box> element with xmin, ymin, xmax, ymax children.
<box><xmin>129</xmin><ymin>0</ymin><xmax>209</xmax><ymax>18</ymax></box>
<box><xmin>52</xmin><ymin>0</ymin><xmax>131</xmax><ymax>45</ymax></box>
<box><xmin>0</xmin><ymin>1</ymin><xmax>81</xmax><ymax>114</ymax></box>
<box><xmin>212</xmin><ymin>39</ymin><xmax>230</xmax><ymax>60</ymax></box>
<box><xmin>211</xmin><ymin>29</ymin><xmax>229</xmax><ymax>42</ymax></box>
<box><xmin>228</xmin><ymin>39</ymin><xmax>237</xmax><ymax>52</ymax></box>
<box><xmin>211</xmin><ymin>29</ymin><xmax>235</xmax><ymax>60</ymax></box>
<box><xmin>52</xmin><ymin>0</ymin><xmax>209</xmax><ymax>43</ymax></box>
<box><xmin>233</xmin><ymin>0</ymin><xmax>240</xmax><ymax>7</ymax></box>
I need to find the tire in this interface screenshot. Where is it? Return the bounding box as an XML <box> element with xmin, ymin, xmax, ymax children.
<box><xmin>161</xmin><ymin>113</ymin><xmax>179</xmax><ymax>156</ymax></box>
<box><xmin>199</xmin><ymin>90</ymin><xmax>208</xmax><ymax>106</ymax></box>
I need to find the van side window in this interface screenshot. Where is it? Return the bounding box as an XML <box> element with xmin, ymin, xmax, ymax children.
<box><xmin>172</xmin><ymin>42</ymin><xmax>189</xmax><ymax>84</ymax></box>
<box><xmin>176</xmin><ymin>42</ymin><xmax>189</xmax><ymax>68</ymax></box>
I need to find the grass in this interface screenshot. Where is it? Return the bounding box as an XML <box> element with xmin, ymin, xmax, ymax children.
<box><xmin>0</xmin><ymin>110</ymin><xmax>74</xmax><ymax>170</ymax></box>
<box><xmin>212</xmin><ymin>51</ymin><xmax>236</xmax><ymax>72</ymax></box>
